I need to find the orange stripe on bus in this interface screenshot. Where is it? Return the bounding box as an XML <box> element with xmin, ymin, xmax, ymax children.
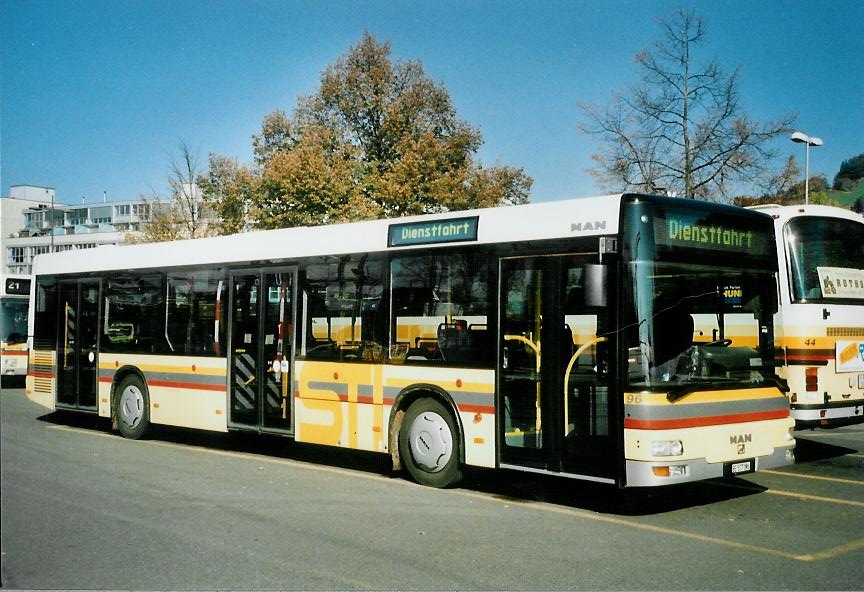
<box><xmin>624</xmin><ymin>408</ymin><xmax>789</xmax><ymax>430</ymax></box>
<box><xmin>458</xmin><ymin>404</ymin><xmax>495</xmax><ymax>415</ymax></box>
<box><xmin>28</xmin><ymin>370</ymin><xmax>55</xmax><ymax>379</ymax></box>
<box><xmin>146</xmin><ymin>379</ymin><xmax>227</xmax><ymax>392</ymax></box>
<box><xmin>2</xmin><ymin>350</ymin><xmax>28</xmax><ymax>356</ymax></box>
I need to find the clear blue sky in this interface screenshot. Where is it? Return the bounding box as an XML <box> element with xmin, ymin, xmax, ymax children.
<box><xmin>2</xmin><ymin>0</ymin><xmax>862</xmax><ymax>205</ymax></box>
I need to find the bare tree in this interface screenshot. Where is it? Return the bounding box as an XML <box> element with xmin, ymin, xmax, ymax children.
<box><xmin>132</xmin><ymin>141</ymin><xmax>213</xmax><ymax>243</ymax></box>
<box><xmin>579</xmin><ymin>8</ymin><xmax>796</xmax><ymax>200</ymax></box>
<box><xmin>168</xmin><ymin>140</ymin><xmax>209</xmax><ymax>237</ymax></box>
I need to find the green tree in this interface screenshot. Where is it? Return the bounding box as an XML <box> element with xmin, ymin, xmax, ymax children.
<box><xmin>833</xmin><ymin>153</ymin><xmax>864</xmax><ymax>191</ymax></box>
<box><xmin>237</xmin><ymin>32</ymin><xmax>531</xmax><ymax>229</ymax></box>
<box><xmin>197</xmin><ymin>154</ymin><xmax>256</xmax><ymax>234</ymax></box>
<box><xmin>579</xmin><ymin>8</ymin><xmax>795</xmax><ymax>200</ymax></box>
<box><xmin>732</xmin><ymin>172</ymin><xmax>836</xmax><ymax>207</ymax></box>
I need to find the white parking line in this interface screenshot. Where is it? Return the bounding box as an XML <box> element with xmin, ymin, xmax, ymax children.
<box><xmin>761</xmin><ymin>469</ymin><xmax>864</xmax><ymax>486</ymax></box>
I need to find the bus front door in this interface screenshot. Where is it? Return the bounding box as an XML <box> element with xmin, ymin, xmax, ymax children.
<box><xmin>498</xmin><ymin>255</ymin><xmax>616</xmax><ymax>482</ymax></box>
<box><xmin>229</xmin><ymin>269</ymin><xmax>296</xmax><ymax>433</ymax></box>
<box><xmin>56</xmin><ymin>279</ymin><xmax>100</xmax><ymax>411</ymax></box>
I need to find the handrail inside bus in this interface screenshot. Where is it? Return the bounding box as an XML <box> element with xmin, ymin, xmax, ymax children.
<box><xmin>164</xmin><ymin>284</ymin><xmax>174</xmax><ymax>352</ymax></box>
<box><xmin>563</xmin><ymin>336</ymin><xmax>606</xmax><ymax>435</ymax></box>
<box><xmin>504</xmin><ymin>334</ymin><xmax>541</xmax><ymax>434</ymax></box>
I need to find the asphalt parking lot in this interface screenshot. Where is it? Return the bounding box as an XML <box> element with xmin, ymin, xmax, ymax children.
<box><xmin>1</xmin><ymin>385</ymin><xmax>862</xmax><ymax>590</ymax></box>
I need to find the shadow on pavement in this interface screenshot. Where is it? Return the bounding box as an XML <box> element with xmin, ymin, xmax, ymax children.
<box><xmin>792</xmin><ymin>433</ymin><xmax>859</xmax><ymax>462</ymax></box>
<box><xmin>36</xmin><ymin>409</ymin><xmax>765</xmax><ymax>517</ymax></box>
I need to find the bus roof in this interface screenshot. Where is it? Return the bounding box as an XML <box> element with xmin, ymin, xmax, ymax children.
<box><xmin>32</xmin><ymin>193</ymin><xmax>626</xmax><ymax>276</ymax></box>
<box><xmin>748</xmin><ymin>203</ymin><xmax>864</xmax><ymax>226</ymax></box>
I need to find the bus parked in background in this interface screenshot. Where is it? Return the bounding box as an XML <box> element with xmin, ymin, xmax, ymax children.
<box><xmin>1</xmin><ymin>274</ymin><xmax>31</xmax><ymax>383</ymax></box>
<box><xmin>752</xmin><ymin>204</ymin><xmax>864</xmax><ymax>428</ymax></box>
<box><xmin>27</xmin><ymin>194</ymin><xmax>794</xmax><ymax>488</ymax></box>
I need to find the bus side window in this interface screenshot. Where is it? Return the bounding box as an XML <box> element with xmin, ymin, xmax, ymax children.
<box><xmin>299</xmin><ymin>255</ymin><xmax>384</xmax><ymax>362</ymax></box>
<box><xmin>103</xmin><ymin>273</ymin><xmax>164</xmax><ymax>354</ymax></box>
<box><xmin>165</xmin><ymin>270</ymin><xmax>225</xmax><ymax>356</ymax></box>
<box><xmin>390</xmin><ymin>251</ymin><xmax>491</xmax><ymax>368</ymax></box>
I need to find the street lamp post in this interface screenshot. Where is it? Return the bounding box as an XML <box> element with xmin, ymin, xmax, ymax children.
<box><xmin>46</xmin><ymin>188</ymin><xmax>55</xmax><ymax>253</ymax></box>
<box><xmin>790</xmin><ymin>131</ymin><xmax>823</xmax><ymax>205</ymax></box>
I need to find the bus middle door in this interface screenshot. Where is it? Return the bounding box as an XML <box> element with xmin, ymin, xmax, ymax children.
<box><xmin>229</xmin><ymin>268</ymin><xmax>296</xmax><ymax>434</ymax></box>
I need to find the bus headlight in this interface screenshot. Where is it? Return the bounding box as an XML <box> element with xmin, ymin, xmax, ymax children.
<box><xmin>651</xmin><ymin>440</ymin><xmax>684</xmax><ymax>456</ymax></box>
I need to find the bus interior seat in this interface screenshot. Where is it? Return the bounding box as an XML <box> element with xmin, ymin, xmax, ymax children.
<box><xmin>438</xmin><ymin>320</ymin><xmax>470</xmax><ymax>363</ymax></box>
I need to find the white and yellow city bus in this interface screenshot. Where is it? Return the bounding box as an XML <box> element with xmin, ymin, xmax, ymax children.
<box><xmin>1</xmin><ymin>274</ymin><xmax>31</xmax><ymax>382</ymax></box>
<box><xmin>751</xmin><ymin>204</ymin><xmax>864</xmax><ymax>428</ymax></box>
<box><xmin>26</xmin><ymin>194</ymin><xmax>794</xmax><ymax>487</ymax></box>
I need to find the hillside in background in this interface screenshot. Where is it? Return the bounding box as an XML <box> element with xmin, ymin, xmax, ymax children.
<box><xmin>826</xmin><ymin>178</ymin><xmax>864</xmax><ymax>211</ymax></box>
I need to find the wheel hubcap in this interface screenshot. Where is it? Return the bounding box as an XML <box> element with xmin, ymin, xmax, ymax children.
<box><xmin>119</xmin><ymin>385</ymin><xmax>144</xmax><ymax>428</ymax></box>
<box><xmin>408</xmin><ymin>410</ymin><xmax>453</xmax><ymax>472</ymax></box>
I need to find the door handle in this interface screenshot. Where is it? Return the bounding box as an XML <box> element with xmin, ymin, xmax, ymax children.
<box><xmin>502</xmin><ymin>347</ymin><xmax>509</xmax><ymax>370</ymax></box>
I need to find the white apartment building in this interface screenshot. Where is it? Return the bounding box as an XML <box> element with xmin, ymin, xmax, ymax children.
<box><xmin>2</xmin><ymin>185</ymin><xmax>173</xmax><ymax>276</ymax></box>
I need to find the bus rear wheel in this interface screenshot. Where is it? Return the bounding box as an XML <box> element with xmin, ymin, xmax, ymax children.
<box><xmin>115</xmin><ymin>375</ymin><xmax>151</xmax><ymax>440</ymax></box>
<box><xmin>399</xmin><ymin>398</ymin><xmax>462</xmax><ymax>488</ymax></box>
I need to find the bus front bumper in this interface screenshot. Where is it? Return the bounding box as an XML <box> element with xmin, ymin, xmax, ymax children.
<box><xmin>625</xmin><ymin>444</ymin><xmax>795</xmax><ymax>487</ymax></box>
<box><xmin>792</xmin><ymin>402</ymin><xmax>864</xmax><ymax>429</ymax></box>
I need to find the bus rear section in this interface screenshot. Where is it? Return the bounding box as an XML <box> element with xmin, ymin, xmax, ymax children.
<box><xmin>619</xmin><ymin>196</ymin><xmax>795</xmax><ymax>486</ymax></box>
<box><xmin>765</xmin><ymin>205</ymin><xmax>864</xmax><ymax>428</ymax></box>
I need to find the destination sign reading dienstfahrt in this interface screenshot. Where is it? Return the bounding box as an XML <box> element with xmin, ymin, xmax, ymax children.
<box><xmin>388</xmin><ymin>217</ymin><xmax>479</xmax><ymax>247</ymax></box>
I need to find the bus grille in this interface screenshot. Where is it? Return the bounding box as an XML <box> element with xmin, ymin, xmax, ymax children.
<box><xmin>33</xmin><ymin>378</ymin><xmax>53</xmax><ymax>394</ymax></box>
<box><xmin>827</xmin><ymin>327</ymin><xmax>864</xmax><ymax>337</ymax></box>
<box><xmin>31</xmin><ymin>350</ymin><xmax>55</xmax><ymax>395</ymax></box>
<box><xmin>33</xmin><ymin>350</ymin><xmax>54</xmax><ymax>367</ymax></box>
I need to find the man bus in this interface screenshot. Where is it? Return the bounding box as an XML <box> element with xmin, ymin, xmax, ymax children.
<box><xmin>27</xmin><ymin>194</ymin><xmax>794</xmax><ymax>488</ymax></box>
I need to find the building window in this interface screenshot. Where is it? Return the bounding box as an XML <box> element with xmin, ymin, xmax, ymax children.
<box><xmin>9</xmin><ymin>247</ymin><xmax>25</xmax><ymax>264</ymax></box>
<box><xmin>30</xmin><ymin>246</ymin><xmax>50</xmax><ymax>259</ymax></box>
<box><xmin>116</xmin><ymin>205</ymin><xmax>130</xmax><ymax>216</ymax></box>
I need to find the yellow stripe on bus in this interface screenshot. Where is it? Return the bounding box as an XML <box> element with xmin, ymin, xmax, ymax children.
<box><xmin>98</xmin><ymin>361</ymin><xmax>226</xmax><ymax>376</ymax></box>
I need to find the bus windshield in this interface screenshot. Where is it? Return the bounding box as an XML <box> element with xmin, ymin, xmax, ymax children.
<box><xmin>1</xmin><ymin>298</ymin><xmax>28</xmax><ymax>344</ymax></box>
<box><xmin>622</xmin><ymin>196</ymin><xmax>778</xmax><ymax>395</ymax></box>
<box><xmin>626</xmin><ymin>262</ymin><xmax>777</xmax><ymax>393</ymax></box>
<box><xmin>785</xmin><ymin>216</ymin><xmax>864</xmax><ymax>303</ymax></box>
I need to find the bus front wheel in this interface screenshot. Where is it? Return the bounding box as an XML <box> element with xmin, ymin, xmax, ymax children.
<box><xmin>115</xmin><ymin>375</ymin><xmax>151</xmax><ymax>440</ymax></box>
<box><xmin>399</xmin><ymin>398</ymin><xmax>462</xmax><ymax>488</ymax></box>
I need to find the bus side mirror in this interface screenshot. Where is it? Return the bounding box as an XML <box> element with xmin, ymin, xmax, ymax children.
<box><xmin>583</xmin><ymin>264</ymin><xmax>608</xmax><ymax>308</ymax></box>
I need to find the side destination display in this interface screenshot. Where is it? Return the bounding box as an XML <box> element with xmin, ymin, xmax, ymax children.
<box><xmin>388</xmin><ymin>216</ymin><xmax>479</xmax><ymax>247</ymax></box>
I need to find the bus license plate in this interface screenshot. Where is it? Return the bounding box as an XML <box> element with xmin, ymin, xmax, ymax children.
<box><xmin>725</xmin><ymin>459</ymin><xmax>755</xmax><ymax>477</ymax></box>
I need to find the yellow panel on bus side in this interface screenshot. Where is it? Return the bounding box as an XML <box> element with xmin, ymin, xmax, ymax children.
<box><xmin>294</xmin><ymin>361</ymin><xmax>496</xmax><ymax>468</ymax></box>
